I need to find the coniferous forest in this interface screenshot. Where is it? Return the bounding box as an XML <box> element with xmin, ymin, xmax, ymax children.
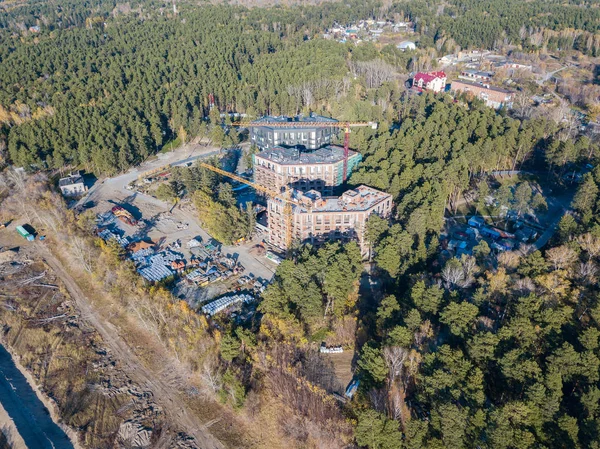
<box><xmin>3</xmin><ymin>0</ymin><xmax>600</xmax><ymax>448</ymax></box>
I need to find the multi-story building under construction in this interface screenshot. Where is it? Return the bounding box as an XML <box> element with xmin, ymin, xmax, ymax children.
<box><xmin>267</xmin><ymin>186</ymin><xmax>393</xmax><ymax>255</ymax></box>
<box><xmin>250</xmin><ymin>113</ymin><xmax>338</xmax><ymax>150</ymax></box>
<box><xmin>253</xmin><ymin>145</ymin><xmax>362</xmax><ymax>196</ymax></box>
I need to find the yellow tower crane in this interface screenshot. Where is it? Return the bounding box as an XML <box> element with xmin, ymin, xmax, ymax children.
<box><xmin>231</xmin><ymin>120</ymin><xmax>378</xmax><ymax>181</ymax></box>
<box><xmin>197</xmin><ymin>162</ymin><xmax>298</xmax><ymax>250</ymax></box>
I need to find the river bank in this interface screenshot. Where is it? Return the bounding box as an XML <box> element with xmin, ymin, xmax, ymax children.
<box><xmin>0</xmin><ymin>341</ymin><xmax>80</xmax><ymax>449</ymax></box>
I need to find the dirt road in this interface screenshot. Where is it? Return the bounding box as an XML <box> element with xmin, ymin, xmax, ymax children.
<box><xmin>76</xmin><ymin>141</ymin><xmax>275</xmax><ymax>283</ymax></box>
<box><xmin>36</xmin><ymin>244</ymin><xmax>224</xmax><ymax>449</ymax></box>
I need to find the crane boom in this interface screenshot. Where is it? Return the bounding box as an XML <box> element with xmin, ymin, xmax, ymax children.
<box><xmin>231</xmin><ymin>119</ymin><xmax>377</xmax><ymax>182</ymax></box>
<box><xmin>231</xmin><ymin>121</ymin><xmax>377</xmax><ymax>129</ymax></box>
<box><xmin>198</xmin><ymin>162</ymin><xmax>296</xmax><ymax>249</ymax></box>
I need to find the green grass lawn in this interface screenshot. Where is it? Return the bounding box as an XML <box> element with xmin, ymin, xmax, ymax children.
<box><xmin>160</xmin><ymin>136</ymin><xmax>182</xmax><ymax>153</ymax></box>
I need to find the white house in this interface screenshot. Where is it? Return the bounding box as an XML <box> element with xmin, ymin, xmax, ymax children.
<box><xmin>59</xmin><ymin>172</ymin><xmax>87</xmax><ymax>197</ymax></box>
<box><xmin>412</xmin><ymin>71</ymin><xmax>447</xmax><ymax>93</ymax></box>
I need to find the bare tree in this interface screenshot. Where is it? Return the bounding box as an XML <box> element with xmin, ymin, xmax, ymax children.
<box><xmin>301</xmin><ymin>82</ymin><xmax>314</xmax><ymax>109</ymax></box>
<box><xmin>546</xmin><ymin>245</ymin><xmax>578</xmax><ymax>270</ymax></box>
<box><xmin>578</xmin><ymin>233</ymin><xmax>600</xmax><ymax>259</ymax></box>
<box><xmin>70</xmin><ymin>236</ymin><xmax>95</xmax><ymax>273</ymax></box>
<box><xmin>497</xmin><ymin>251</ymin><xmax>522</xmax><ymax>270</ymax></box>
<box><xmin>514</xmin><ymin>277</ymin><xmax>536</xmax><ymax>295</ymax></box>
<box><xmin>349</xmin><ymin>59</ymin><xmax>398</xmax><ymax>89</ymax></box>
<box><xmin>199</xmin><ymin>355</ymin><xmax>222</xmax><ymax>395</ymax></box>
<box><xmin>384</xmin><ymin>346</ymin><xmax>408</xmax><ymax>381</ymax></box>
<box><xmin>368</xmin><ymin>388</ymin><xmax>387</xmax><ymax>413</ymax></box>
<box><xmin>442</xmin><ymin>257</ymin><xmax>476</xmax><ymax>289</ymax></box>
<box><xmin>578</xmin><ymin>261</ymin><xmax>598</xmax><ymax>285</ymax></box>
<box><xmin>442</xmin><ymin>262</ymin><xmax>465</xmax><ymax>288</ymax></box>
<box><xmin>513</xmin><ymin>92</ymin><xmax>533</xmax><ymax>120</ymax></box>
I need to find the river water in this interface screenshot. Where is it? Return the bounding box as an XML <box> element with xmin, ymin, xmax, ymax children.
<box><xmin>0</xmin><ymin>343</ymin><xmax>74</xmax><ymax>449</ymax></box>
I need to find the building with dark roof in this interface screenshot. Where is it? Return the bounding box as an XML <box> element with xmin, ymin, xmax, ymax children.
<box><xmin>250</xmin><ymin>113</ymin><xmax>338</xmax><ymax>150</ymax></box>
<box><xmin>253</xmin><ymin>145</ymin><xmax>362</xmax><ymax>195</ymax></box>
<box><xmin>58</xmin><ymin>172</ymin><xmax>87</xmax><ymax>197</ymax></box>
<box><xmin>459</xmin><ymin>70</ymin><xmax>494</xmax><ymax>82</ymax></box>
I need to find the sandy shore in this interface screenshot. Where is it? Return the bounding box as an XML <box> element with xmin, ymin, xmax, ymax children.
<box><xmin>0</xmin><ymin>339</ymin><xmax>83</xmax><ymax>449</ymax></box>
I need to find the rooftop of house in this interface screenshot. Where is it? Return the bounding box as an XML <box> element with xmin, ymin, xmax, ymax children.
<box><xmin>252</xmin><ymin>113</ymin><xmax>338</xmax><ymax>127</ymax></box>
<box><xmin>129</xmin><ymin>240</ymin><xmax>154</xmax><ymax>253</ymax></box>
<box><xmin>461</xmin><ymin>69</ymin><xmax>494</xmax><ymax>77</ymax></box>
<box><xmin>289</xmin><ymin>185</ymin><xmax>392</xmax><ymax>213</ymax></box>
<box><xmin>414</xmin><ymin>71</ymin><xmax>447</xmax><ymax>83</ymax></box>
<box><xmin>256</xmin><ymin>145</ymin><xmax>359</xmax><ymax>166</ymax></box>
<box><xmin>58</xmin><ymin>172</ymin><xmax>84</xmax><ymax>187</ymax></box>
<box><xmin>451</xmin><ymin>79</ymin><xmax>514</xmax><ymax>95</ymax></box>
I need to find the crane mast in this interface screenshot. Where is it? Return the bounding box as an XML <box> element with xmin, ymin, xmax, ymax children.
<box><xmin>197</xmin><ymin>162</ymin><xmax>296</xmax><ymax>250</ymax></box>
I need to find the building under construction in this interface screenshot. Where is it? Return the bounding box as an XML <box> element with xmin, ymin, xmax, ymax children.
<box><xmin>250</xmin><ymin>113</ymin><xmax>338</xmax><ymax>150</ymax></box>
<box><xmin>253</xmin><ymin>145</ymin><xmax>362</xmax><ymax>196</ymax></box>
<box><xmin>267</xmin><ymin>186</ymin><xmax>392</xmax><ymax>255</ymax></box>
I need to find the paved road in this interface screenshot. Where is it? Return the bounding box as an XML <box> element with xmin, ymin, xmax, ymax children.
<box><xmin>76</xmin><ymin>144</ymin><xmax>223</xmax><ymax>209</ymax></box>
<box><xmin>536</xmin><ymin>66</ymin><xmax>569</xmax><ymax>85</ymax></box>
<box><xmin>37</xmin><ymin>245</ymin><xmax>224</xmax><ymax>449</ymax></box>
<box><xmin>532</xmin><ymin>209</ymin><xmax>568</xmax><ymax>251</ymax></box>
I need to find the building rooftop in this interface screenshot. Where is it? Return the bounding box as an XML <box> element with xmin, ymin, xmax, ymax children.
<box><xmin>58</xmin><ymin>172</ymin><xmax>84</xmax><ymax>187</ymax></box>
<box><xmin>397</xmin><ymin>40</ymin><xmax>416</xmax><ymax>49</ymax></box>
<box><xmin>414</xmin><ymin>71</ymin><xmax>447</xmax><ymax>83</ymax></box>
<box><xmin>290</xmin><ymin>185</ymin><xmax>392</xmax><ymax>213</ymax></box>
<box><xmin>252</xmin><ymin>113</ymin><xmax>338</xmax><ymax>127</ymax></box>
<box><xmin>452</xmin><ymin>79</ymin><xmax>513</xmax><ymax>94</ymax></box>
<box><xmin>256</xmin><ymin>145</ymin><xmax>358</xmax><ymax>165</ymax></box>
<box><xmin>461</xmin><ymin>69</ymin><xmax>494</xmax><ymax>77</ymax></box>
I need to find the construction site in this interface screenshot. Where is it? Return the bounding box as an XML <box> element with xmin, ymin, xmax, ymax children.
<box><xmin>66</xmin><ymin>115</ymin><xmax>390</xmax><ymax>321</ymax></box>
<box><xmin>253</xmin><ymin>145</ymin><xmax>362</xmax><ymax>195</ymax></box>
<box><xmin>240</xmin><ymin>115</ymin><xmax>390</xmax><ymax>253</ymax></box>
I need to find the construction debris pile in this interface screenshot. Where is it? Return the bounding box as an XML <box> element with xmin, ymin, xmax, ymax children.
<box><xmin>183</xmin><ymin>249</ymin><xmax>245</xmax><ymax>287</ymax></box>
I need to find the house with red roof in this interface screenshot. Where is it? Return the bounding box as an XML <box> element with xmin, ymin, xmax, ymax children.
<box><xmin>412</xmin><ymin>71</ymin><xmax>447</xmax><ymax>93</ymax></box>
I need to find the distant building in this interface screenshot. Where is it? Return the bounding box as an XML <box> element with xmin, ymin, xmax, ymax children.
<box><xmin>451</xmin><ymin>80</ymin><xmax>514</xmax><ymax>109</ymax></box>
<box><xmin>267</xmin><ymin>186</ymin><xmax>393</xmax><ymax>255</ymax></box>
<box><xmin>439</xmin><ymin>54</ymin><xmax>458</xmax><ymax>65</ymax></box>
<box><xmin>459</xmin><ymin>70</ymin><xmax>494</xmax><ymax>82</ymax></box>
<box><xmin>250</xmin><ymin>113</ymin><xmax>338</xmax><ymax>150</ymax></box>
<box><xmin>58</xmin><ymin>172</ymin><xmax>87</xmax><ymax>197</ymax></box>
<box><xmin>28</xmin><ymin>26</ymin><xmax>40</xmax><ymax>33</ymax></box>
<box><xmin>393</xmin><ymin>22</ymin><xmax>413</xmax><ymax>32</ymax></box>
<box><xmin>253</xmin><ymin>145</ymin><xmax>362</xmax><ymax>196</ymax></box>
<box><xmin>412</xmin><ymin>71</ymin><xmax>447</xmax><ymax>93</ymax></box>
<box><xmin>499</xmin><ymin>61</ymin><xmax>533</xmax><ymax>71</ymax></box>
<box><xmin>397</xmin><ymin>41</ymin><xmax>416</xmax><ymax>51</ymax></box>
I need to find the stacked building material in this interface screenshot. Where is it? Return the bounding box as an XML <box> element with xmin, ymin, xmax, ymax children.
<box><xmin>201</xmin><ymin>294</ymin><xmax>254</xmax><ymax>317</ymax></box>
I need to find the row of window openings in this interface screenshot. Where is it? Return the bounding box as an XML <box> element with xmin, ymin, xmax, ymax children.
<box><xmin>260</xmin><ymin>162</ymin><xmax>330</xmax><ymax>175</ymax></box>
